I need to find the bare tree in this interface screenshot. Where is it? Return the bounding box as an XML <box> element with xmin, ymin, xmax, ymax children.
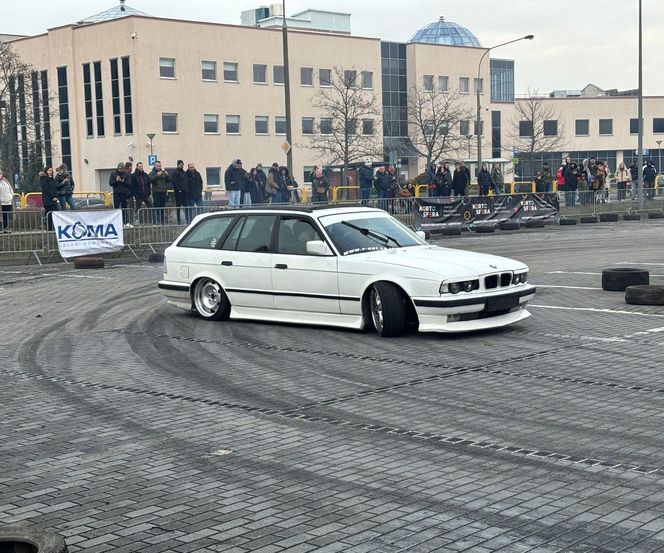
<box><xmin>308</xmin><ymin>67</ymin><xmax>382</xmax><ymax>188</ymax></box>
<box><xmin>408</xmin><ymin>86</ymin><xmax>472</xmax><ymax>165</ymax></box>
<box><xmin>509</xmin><ymin>89</ymin><xmax>567</xmax><ymax>179</ymax></box>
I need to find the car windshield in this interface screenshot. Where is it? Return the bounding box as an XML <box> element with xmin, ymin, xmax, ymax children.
<box><xmin>321</xmin><ymin>213</ymin><xmax>425</xmax><ymax>256</ymax></box>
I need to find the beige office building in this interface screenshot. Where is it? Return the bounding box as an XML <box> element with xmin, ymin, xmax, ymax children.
<box><xmin>3</xmin><ymin>2</ymin><xmax>664</xmax><ymax>192</ymax></box>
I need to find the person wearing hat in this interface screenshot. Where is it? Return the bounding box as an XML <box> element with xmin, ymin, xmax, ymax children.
<box><xmin>358</xmin><ymin>162</ymin><xmax>374</xmax><ymax>206</ymax></box>
<box><xmin>109</xmin><ymin>161</ymin><xmax>132</xmax><ymax>226</ymax></box>
<box><xmin>224</xmin><ymin>159</ymin><xmax>243</xmax><ymax>207</ymax></box>
<box><xmin>172</xmin><ymin>159</ymin><xmax>189</xmax><ymax>225</ymax></box>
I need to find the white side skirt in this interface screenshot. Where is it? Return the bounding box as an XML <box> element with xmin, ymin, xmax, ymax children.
<box><xmin>230</xmin><ymin>306</ymin><xmax>365</xmax><ymax>330</ymax></box>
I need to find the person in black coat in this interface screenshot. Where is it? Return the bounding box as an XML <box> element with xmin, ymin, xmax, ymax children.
<box><xmin>186</xmin><ymin>163</ymin><xmax>204</xmax><ymax>221</ymax></box>
<box><xmin>109</xmin><ymin>162</ymin><xmax>131</xmax><ymax>225</ymax></box>
<box><xmin>374</xmin><ymin>166</ymin><xmax>391</xmax><ymax>211</ymax></box>
<box><xmin>358</xmin><ymin>162</ymin><xmax>374</xmax><ymax>205</ymax></box>
<box><xmin>452</xmin><ymin>162</ymin><xmax>469</xmax><ymax>197</ymax></box>
<box><xmin>255</xmin><ymin>163</ymin><xmax>267</xmax><ymax>204</ymax></box>
<box><xmin>477</xmin><ymin>164</ymin><xmax>492</xmax><ymax>196</ymax></box>
<box><xmin>564</xmin><ymin>162</ymin><xmax>579</xmax><ymax>207</ymax></box>
<box><xmin>40</xmin><ymin>167</ymin><xmax>59</xmax><ymax>231</ymax></box>
<box><xmin>171</xmin><ymin>160</ymin><xmax>189</xmax><ymax>225</ymax></box>
<box><xmin>130</xmin><ymin>162</ymin><xmax>153</xmax><ymax>223</ymax></box>
<box><xmin>224</xmin><ymin>159</ymin><xmax>243</xmax><ymax>207</ymax></box>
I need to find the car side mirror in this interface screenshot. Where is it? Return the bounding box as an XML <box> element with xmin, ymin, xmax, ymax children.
<box><xmin>306</xmin><ymin>240</ymin><xmax>333</xmax><ymax>256</ymax></box>
<box><xmin>416</xmin><ymin>230</ymin><xmax>430</xmax><ymax>240</ymax></box>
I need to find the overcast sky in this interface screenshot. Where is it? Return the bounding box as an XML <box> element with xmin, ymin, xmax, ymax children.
<box><xmin>6</xmin><ymin>0</ymin><xmax>664</xmax><ymax>95</ymax></box>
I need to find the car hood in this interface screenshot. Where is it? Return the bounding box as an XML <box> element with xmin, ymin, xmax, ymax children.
<box><xmin>352</xmin><ymin>245</ymin><xmax>527</xmax><ymax>278</ymax></box>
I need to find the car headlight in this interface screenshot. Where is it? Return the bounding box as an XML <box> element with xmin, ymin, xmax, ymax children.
<box><xmin>440</xmin><ymin>279</ymin><xmax>479</xmax><ymax>294</ymax></box>
<box><xmin>448</xmin><ymin>282</ymin><xmax>461</xmax><ymax>294</ymax></box>
<box><xmin>512</xmin><ymin>271</ymin><xmax>528</xmax><ymax>284</ymax></box>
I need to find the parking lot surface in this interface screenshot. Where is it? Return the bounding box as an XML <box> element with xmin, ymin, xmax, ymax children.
<box><xmin>2</xmin><ymin>220</ymin><xmax>664</xmax><ymax>553</ymax></box>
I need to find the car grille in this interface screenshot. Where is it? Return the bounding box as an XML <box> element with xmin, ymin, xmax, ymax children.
<box><xmin>484</xmin><ymin>272</ymin><xmax>513</xmax><ymax>289</ymax></box>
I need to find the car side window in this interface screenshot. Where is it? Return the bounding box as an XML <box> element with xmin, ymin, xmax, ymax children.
<box><xmin>277</xmin><ymin>218</ymin><xmax>323</xmax><ymax>255</ymax></box>
<box><xmin>179</xmin><ymin>216</ymin><xmax>233</xmax><ymax>249</ymax></box>
<box><xmin>222</xmin><ymin>215</ymin><xmax>276</xmax><ymax>252</ymax></box>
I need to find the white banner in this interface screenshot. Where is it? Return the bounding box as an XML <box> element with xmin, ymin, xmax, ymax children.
<box><xmin>52</xmin><ymin>209</ymin><xmax>124</xmax><ymax>259</ymax></box>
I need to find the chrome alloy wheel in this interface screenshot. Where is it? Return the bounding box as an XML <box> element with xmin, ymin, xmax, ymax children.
<box><xmin>195</xmin><ymin>278</ymin><xmax>222</xmax><ymax>317</ymax></box>
<box><xmin>370</xmin><ymin>287</ymin><xmax>384</xmax><ymax>332</ymax></box>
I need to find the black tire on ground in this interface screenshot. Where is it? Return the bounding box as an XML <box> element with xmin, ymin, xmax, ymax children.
<box><xmin>625</xmin><ymin>285</ymin><xmax>664</xmax><ymax>306</ymax></box>
<box><xmin>499</xmin><ymin>221</ymin><xmax>520</xmax><ymax>231</ymax></box>
<box><xmin>525</xmin><ymin>219</ymin><xmax>546</xmax><ymax>229</ymax></box>
<box><xmin>559</xmin><ymin>218</ymin><xmax>578</xmax><ymax>226</ymax></box>
<box><xmin>0</xmin><ymin>525</ymin><xmax>68</xmax><ymax>553</ymax></box>
<box><xmin>148</xmin><ymin>253</ymin><xmax>165</xmax><ymax>263</ymax></box>
<box><xmin>441</xmin><ymin>226</ymin><xmax>462</xmax><ymax>236</ymax></box>
<box><xmin>622</xmin><ymin>212</ymin><xmax>641</xmax><ymax>221</ymax></box>
<box><xmin>368</xmin><ymin>282</ymin><xmax>406</xmax><ymax>338</ymax></box>
<box><xmin>580</xmin><ymin>216</ymin><xmax>598</xmax><ymax>224</ymax></box>
<box><xmin>602</xmin><ymin>268</ymin><xmax>649</xmax><ymax>291</ymax></box>
<box><xmin>192</xmin><ymin>278</ymin><xmax>231</xmax><ymax>321</ymax></box>
<box><xmin>474</xmin><ymin>225</ymin><xmax>496</xmax><ymax>234</ymax></box>
<box><xmin>599</xmin><ymin>212</ymin><xmax>619</xmax><ymax>222</ymax></box>
<box><xmin>647</xmin><ymin>212</ymin><xmax>664</xmax><ymax>219</ymax></box>
<box><xmin>73</xmin><ymin>256</ymin><xmax>104</xmax><ymax>269</ymax></box>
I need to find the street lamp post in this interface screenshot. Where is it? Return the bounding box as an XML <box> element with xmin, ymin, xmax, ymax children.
<box><xmin>282</xmin><ymin>0</ymin><xmax>294</xmax><ymax>178</ymax></box>
<box><xmin>476</xmin><ymin>34</ymin><xmax>534</xmax><ymax>177</ymax></box>
<box><xmin>657</xmin><ymin>140</ymin><xmax>662</xmax><ymax>176</ymax></box>
<box><xmin>637</xmin><ymin>0</ymin><xmax>644</xmax><ymax>208</ymax></box>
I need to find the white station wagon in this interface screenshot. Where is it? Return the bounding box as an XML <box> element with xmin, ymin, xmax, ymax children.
<box><xmin>158</xmin><ymin>206</ymin><xmax>536</xmax><ymax>337</ymax></box>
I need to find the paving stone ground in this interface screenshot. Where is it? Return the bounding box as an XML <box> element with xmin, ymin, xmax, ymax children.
<box><xmin>2</xmin><ymin>219</ymin><xmax>664</xmax><ymax>552</ymax></box>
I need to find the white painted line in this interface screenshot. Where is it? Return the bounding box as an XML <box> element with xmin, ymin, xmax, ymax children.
<box><xmin>534</xmin><ymin>284</ymin><xmax>603</xmax><ymax>290</ymax></box>
<box><xmin>530</xmin><ymin>304</ymin><xmax>664</xmax><ymax>318</ymax></box>
<box><xmin>616</xmin><ymin>262</ymin><xmax>664</xmax><ymax>266</ymax></box>
<box><xmin>546</xmin><ymin>271</ymin><xmax>601</xmax><ymax>276</ymax></box>
<box><xmin>624</xmin><ymin>326</ymin><xmax>664</xmax><ymax>338</ymax></box>
<box><xmin>539</xmin><ymin>332</ymin><xmax>627</xmax><ymax>343</ymax></box>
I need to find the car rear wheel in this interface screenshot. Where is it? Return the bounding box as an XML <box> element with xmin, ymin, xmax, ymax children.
<box><xmin>193</xmin><ymin>278</ymin><xmax>230</xmax><ymax>321</ymax></box>
<box><xmin>370</xmin><ymin>282</ymin><xmax>406</xmax><ymax>338</ymax></box>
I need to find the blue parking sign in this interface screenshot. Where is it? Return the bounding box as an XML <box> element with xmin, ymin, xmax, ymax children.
<box><xmin>148</xmin><ymin>155</ymin><xmax>157</xmax><ymax>166</ymax></box>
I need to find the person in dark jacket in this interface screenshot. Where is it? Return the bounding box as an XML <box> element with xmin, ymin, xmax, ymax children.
<box><xmin>564</xmin><ymin>162</ymin><xmax>579</xmax><ymax>207</ymax></box>
<box><xmin>40</xmin><ymin>167</ymin><xmax>59</xmax><ymax>231</ymax></box>
<box><xmin>460</xmin><ymin>161</ymin><xmax>471</xmax><ymax>195</ymax></box>
<box><xmin>533</xmin><ymin>171</ymin><xmax>546</xmax><ymax>193</ymax></box>
<box><xmin>426</xmin><ymin>162</ymin><xmax>437</xmax><ymax>197</ymax></box>
<box><xmin>245</xmin><ymin>168</ymin><xmax>260</xmax><ymax>206</ymax></box>
<box><xmin>311</xmin><ymin>168</ymin><xmax>330</xmax><ymax>203</ymax></box>
<box><xmin>255</xmin><ymin>163</ymin><xmax>267</xmax><ymax>204</ymax></box>
<box><xmin>643</xmin><ymin>160</ymin><xmax>657</xmax><ymax>199</ymax></box>
<box><xmin>491</xmin><ymin>163</ymin><xmax>504</xmax><ymax>195</ymax></box>
<box><xmin>374</xmin><ymin>166</ymin><xmax>390</xmax><ymax>211</ymax></box>
<box><xmin>358</xmin><ymin>162</ymin><xmax>374</xmax><ymax>205</ymax></box>
<box><xmin>186</xmin><ymin>163</ymin><xmax>204</xmax><ymax>221</ymax></box>
<box><xmin>224</xmin><ymin>159</ymin><xmax>243</xmax><ymax>207</ymax></box>
<box><xmin>55</xmin><ymin>164</ymin><xmax>76</xmax><ymax>210</ymax></box>
<box><xmin>171</xmin><ymin>160</ymin><xmax>189</xmax><ymax>225</ymax></box>
<box><xmin>452</xmin><ymin>162</ymin><xmax>469</xmax><ymax>197</ymax></box>
<box><xmin>436</xmin><ymin>163</ymin><xmax>453</xmax><ymax>197</ymax></box>
<box><xmin>477</xmin><ymin>164</ymin><xmax>491</xmax><ymax>196</ymax></box>
<box><xmin>278</xmin><ymin>166</ymin><xmax>294</xmax><ymax>204</ymax></box>
<box><xmin>131</xmin><ymin>162</ymin><xmax>153</xmax><ymax>224</ymax></box>
<box><xmin>149</xmin><ymin>161</ymin><xmax>170</xmax><ymax>224</ymax></box>
<box><xmin>110</xmin><ymin>162</ymin><xmax>131</xmax><ymax>226</ymax></box>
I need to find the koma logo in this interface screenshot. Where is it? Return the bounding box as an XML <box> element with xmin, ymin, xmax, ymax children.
<box><xmin>57</xmin><ymin>221</ymin><xmax>119</xmax><ymax>240</ymax></box>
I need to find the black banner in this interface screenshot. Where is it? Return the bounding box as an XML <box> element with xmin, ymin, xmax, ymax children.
<box><xmin>413</xmin><ymin>193</ymin><xmax>560</xmax><ymax>230</ymax></box>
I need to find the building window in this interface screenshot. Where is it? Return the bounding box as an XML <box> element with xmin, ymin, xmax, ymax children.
<box><xmin>121</xmin><ymin>57</ymin><xmax>133</xmax><ymax>134</ymax></box>
<box><xmin>93</xmin><ymin>61</ymin><xmax>104</xmax><ymax>137</ymax></box>
<box><xmin>474</xmin><ymin>77</ymin><xmax>483</xmax><ymax>95</ymax></box>
<box><xmin>490</xmin><ymin>59</ymin><xmax>514</xmax><ymax>102</ymax></box>
<box><xmin>361</xmin><ymin>71</ymin><xmax>373</xmax><ymax>89</ymax></box>
<box><xmin>543</xmin><ymin>120</ymin><xmax>558</xmax><ymax>136</ymax></box>
<box><xmin>459</xmin><ymin>77</ymin><xmax>470</xmax><ymax>94</ymax></box>
<box><xmin>226</xmin><ymin>114</ymin><xmax>240</xmax><ymax>134</ymax></box>
<box><xmin>344</xmin><ymin>70</ymin><xmax>357</xmax><ymax>87</ymax></box>
<box><xmin>630</xmin><ymin>118</ymin><xmax>639</xmax><ymax>134</ymax></box>
<box><xmin>303</xmin><ymin>166</ymin><xmax>315</xmax><ymax>183</ymax></box>
<box><xmin>273</xmin><ymin>65</ymin><xmax>285</xmax><ymax>85</ymax></box>
<box><xmin>654</xmin><ymin>118</ymin><xmax>664</xmax><ymax>134</ymax></box>
<box><xmin>202</xmin><ymin>61</ymin><xmax>217</xmax><ymax>81</ymax></box>
<box><xmin>159</xmin><ymin>57</ymin><xmax>175</xmax><ymax>78</ymax></box>
<box><xmin>423</xmin><ymin>75</ymin><xmax>434</xmax><ymax>91</ymax></box>
<box><xmin>82</xmin><ymin>63</ymin><xmax>93</xmax><ymax>137</ymax></box>
<box><xmin>460</xmin><ymin>120</ymin><xmax>470</xmax><ymax>136</ymax></box>
<box><xmin>206</xmin><ymin>167</ymin><xmax>221</xmax><ymax>186</ymax></box>
<box><xmin>204</xmin><ymin>114</ymin><xmax>218</xmax><ymax>133</ymax></box>
<box><xmin>381</xmin><ymin>41</ymin><xmax>408</xmax><ymax>138</ymax></box>
<box><xmin>575</xmin><ymin>119</ymin><xmax>589</xmax><ymax>136</ymax></box>
<box><xmin>301</xmin><ymin>117</ymin><xmax>314</xmax><ymax>135</ymax></box>
<box><xmin>275</xmin><ymin>116</ymin><xmax>286</xmax><ymax>135</ymax></box>
<box><xmin>319</xmin><ymin>68</ymin><xmax>331</xmax><ymax>87</ymax></box>
<box><xmin>346</xmin><ymin>118</ymin><xmax>358</xmax><ymax>135</ymax></box>
<box><xmin>439</xmin><ymin>75</ymin><xmax>449</xmax><ymax>93</ymax></box>
<box><xmin>301</xmin><ymin>67</ymin><xmax>313</xmax><ymax>86</ymax></box>
<box><xmin>320</xmin><ymin>117</ymin><xmax>332</xmax><ymax>135</ymax></box>
<box><xmin>162</xmin><ymin>112</ymin><xmax>177</xmax><ymax>133</ymax></box>
<box><xmin>41</xmin><ymin>70</ymin><xmax>53</xmax><ymax>166</ymax></box>
<box><xmin>223</xmin><ymin>62</ymin><xmax>238</xmax><ymax>82</ymax></box>
<box><xmin>255</xmin><ymin>115</ymin><xmax>269</xmax><ymax>134</ymax></box>
<box><xmin>253</xmin><ymin>64</ymin><xmax>267</xmax><ymax>83</ymax></box>
<box><xmin>362</xmin><ymin>119</ymin><xmax>374</xmax><ymax>135</ymax></box>
<box><xmin>56</xmin><ymin>66</ymin><xmax>71</xmax><ymax>171</ymax></box>
<box><xmin>599</xmin><ymin>119</ymin><xmax>613</xmax><ymax>135</ymax></box>
<box><xmin>110</xmin><ymin>59</ymin><xmax>121</xmax><ymax>134</ymax></box>
<box><xmin>491</xmin><ymin>110</ymin><xmax>501</xmax><ymax>158</ymax></box>
<box><xmin>519</xmin><ymin>121</ymin><xmax>534</xmax><ymax>137</ymax></box>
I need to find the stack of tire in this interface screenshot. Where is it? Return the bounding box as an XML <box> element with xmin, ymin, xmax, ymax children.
<box><xmin>602</xmin><ymin>267</ymin><xmax>664</xmax><ymax>305</ymax></box>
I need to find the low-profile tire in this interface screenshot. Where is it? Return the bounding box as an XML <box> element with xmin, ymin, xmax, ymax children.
<box><xmin>602</xmin><ymin>268</ymin><xmax>649</xmax><ymax>291</ymax></box>
<box><xmin>73</xmin><ymin>256</ymin><xmax>104</xmax><ymax>269</ymax></box>
<box><xmin>559</xmin><ymin>218</ymin><xmax>578</xmax><ymax>226</ymax></box>
<box><xmin>148</xmin><ymin>252</ymin><xmax>164</xmax><ymax>263</ymax></box>
<box><xmin>525</xmin><ymin>219</ymin><xmax>546</xmax><ymax>229</ymax></box>
<box><xmin>499</xmin><ymin>221</ymin><xmax>520</xmax><ymax>231</ymax></box>
<box><xmin>474</xmin><ymin>225</ymin><xmax>496</xmax><ymax>234</ymax></box>
<box><xmin>441</xmin><ymin>226</ymin><xmax>462</xmax><ymax>236</ymax></box>
<box><xmin>192</xmin><ymin>278</ymin><xmax>231</xmax><ymax>321</ymax></box>
<box><xmin>369</xmin><ymin>282</ymin><xmax>406</xmax><ymax>338</ymax></box>
<box><xmin>623</xmin><ymin>212</ymin><xmax>642</xmax><ymax>221</ymax></box>
<box><xmin>599</xmin><ymin>212</ymin><xmax>619</xmax><ymax>222</ymax></box>
<box><xmin>0</xmin><ymin>525</ymin><xmax>68</xmax><ymax>553</ymax></box>
<box><xmin>647</xmin><ymin>212</ymin><xmax>664</xmax><ymax>219</ymax></box>
<box><xmin>580</xmin><ymin>216</ymin><xmax>598</xmax><ymax>224</ymax></box>
<box><xmin>625</xmin><ymin>285</ymin><xmax>664</xmax><ymax>306</ymax></box>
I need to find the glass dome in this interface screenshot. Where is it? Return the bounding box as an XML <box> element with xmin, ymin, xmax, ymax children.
<box><xmin>409</xmin><ymin>17</ymin><xmax>481</xmax><ymax>47</ymax></box>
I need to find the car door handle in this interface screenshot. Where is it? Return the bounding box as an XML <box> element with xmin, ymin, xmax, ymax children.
<box><xmin>275</xmin><ymin>263</ymin><xmax>288</xmax><ymax>269</ymax></box>
<box><xmin>221</xmin><ymin>261</ymin><xmax>233</xmax><ymax>266</ymax></box>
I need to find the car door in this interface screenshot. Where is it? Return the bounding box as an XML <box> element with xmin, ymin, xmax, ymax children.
<box><xmin>271</xmin><ymin>216</ymin><xmax>340</xmax><ymax>314</ymax></box>
<box><xmin>217</xmin><ymin>214</ymin><xmax>276</xmax><ymax>309</ymax></box>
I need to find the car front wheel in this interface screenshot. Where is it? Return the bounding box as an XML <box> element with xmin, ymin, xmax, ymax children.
<box><xmin>193</xmin><ymin>278</ymin><xmax>231</xmax><ymax>321</ymax></box>
<box><xmin>370</xmin><ymin>282</ymin><xmax>406</xmax><ymax>337</ymax></box>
